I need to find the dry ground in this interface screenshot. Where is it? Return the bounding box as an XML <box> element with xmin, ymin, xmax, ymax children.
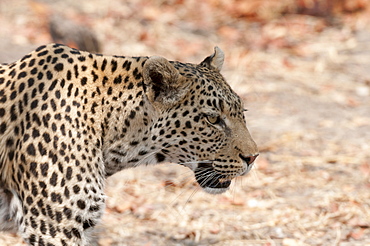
<box><xmin>0</xmin><ymin>0</ymin><xmax>369</xmax><ymax>245</ymax></box>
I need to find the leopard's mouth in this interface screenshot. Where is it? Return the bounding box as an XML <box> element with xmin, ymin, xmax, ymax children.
<box><xmin>194</xmin><ymin>162</ymin><xmax>231</xmax><ymax>194</ymax></box>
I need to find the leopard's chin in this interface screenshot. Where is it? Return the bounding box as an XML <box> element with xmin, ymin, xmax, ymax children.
<box><xmin>202</xmin><ymin>184</ymin><xmax>230</xmax><ymax>194</ymax></box>
<box><xmin>194</xmin><ymin>164</ymin><xmax>232</xmax><ymax>194</ymax></box>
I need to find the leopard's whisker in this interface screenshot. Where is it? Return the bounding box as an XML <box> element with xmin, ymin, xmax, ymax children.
<box><xmin>184</xmin><ymin>185</ymin><xmax>201</xmax><ymax>207</ymax></box>
<box><xmin>197</xmin><ymin>172</ymin><xmax>218</xmax><ymax>189</ymax></box>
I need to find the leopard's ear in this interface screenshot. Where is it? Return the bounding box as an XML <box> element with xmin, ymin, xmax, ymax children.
<box><xmin>143</xmin><ymin>56</ymin><xmax>188</xmax><ymax>109</ymax></box>
<box><xmin>199</xmin><ymin>46</ymin><xmax>224</xmax><ymax>72</ymax></box>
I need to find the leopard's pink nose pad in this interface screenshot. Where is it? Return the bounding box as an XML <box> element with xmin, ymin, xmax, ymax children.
<box><xmin>239</xmin><ymin>154</ymin><xmax>259</xmax><ymax>166</ymax></box>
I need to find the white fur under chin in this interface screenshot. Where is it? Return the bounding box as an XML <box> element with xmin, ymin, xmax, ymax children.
<box><xmin>203</xmin><ymin>186</ymin><xmax>229</xmax><ymax>194</ymax></box>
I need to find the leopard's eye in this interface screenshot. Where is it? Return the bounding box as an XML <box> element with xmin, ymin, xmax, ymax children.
<box><xmin>206</xmin><ymin>115</ymin><xmax>221</xmax><ymax>125</ymax></box>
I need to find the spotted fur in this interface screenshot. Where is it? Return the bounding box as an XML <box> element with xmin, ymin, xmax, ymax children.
<box><xmin>0</xmin><ymin>44</ymin><xmax>258</xmax><ymax>246</ymax></box>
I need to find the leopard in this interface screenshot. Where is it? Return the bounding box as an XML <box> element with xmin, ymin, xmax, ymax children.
<box><xmin>0</xmin><ymin>43</ymin><xmax>258</xmax><ymax>246</ymax></box>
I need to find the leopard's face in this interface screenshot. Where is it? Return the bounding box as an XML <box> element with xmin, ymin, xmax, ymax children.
<box><xmin>143</xmin><ymin>48</ymin><xmax>258</xmax><ymax>194</ymax></box>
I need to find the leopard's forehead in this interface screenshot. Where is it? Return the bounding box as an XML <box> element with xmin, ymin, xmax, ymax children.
<box><xmin>171</xmin><ymin>61</ymin><xmax>244</xmax><ymax>119</ymax></box>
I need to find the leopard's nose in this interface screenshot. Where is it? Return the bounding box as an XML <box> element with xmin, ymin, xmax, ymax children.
<box><xmin>239</xmin><ymin>153</ymin><xmax>259</xmax><ymax>166</ymax></box>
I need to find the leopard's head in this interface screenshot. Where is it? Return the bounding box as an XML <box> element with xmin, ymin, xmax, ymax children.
<box><xmin>143</xmin><ymin>47</ymin><xmax>258</xmax><ymax>194</ymax></box>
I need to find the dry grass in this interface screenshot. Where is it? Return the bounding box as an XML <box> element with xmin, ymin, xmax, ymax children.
<box><xmin>0</xmin><ymin>0</ymin><xmax>369</xmax><ymax>245</ymax></box>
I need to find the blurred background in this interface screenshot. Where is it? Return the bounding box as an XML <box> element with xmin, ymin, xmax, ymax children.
<box><xmin>0</xmin><ymin>0</ymin><xmax>369</xmax><ymax>245</ymax></box>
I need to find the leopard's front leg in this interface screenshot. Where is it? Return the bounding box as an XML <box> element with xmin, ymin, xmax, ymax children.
<box><xmin>12</xmin><ymin>134</ymin><xmax>106</xmax><ymax>246</ymax></box>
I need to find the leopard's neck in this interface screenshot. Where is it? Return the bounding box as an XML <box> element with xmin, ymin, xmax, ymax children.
<box><xmin>83</xmin><ymin>55</ymin><xmax>161</xmax><ymax>175</ymax></box>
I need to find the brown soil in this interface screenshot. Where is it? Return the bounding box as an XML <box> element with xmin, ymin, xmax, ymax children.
<box><xmin>0</xmin><ymin>0</ymin><xmax>369</xmax><ymax>245</ymax></box>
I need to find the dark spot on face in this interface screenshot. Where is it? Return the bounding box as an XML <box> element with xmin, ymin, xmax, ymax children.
<box><xmin>49</xmin><ymin>172</ymin><xmax>58</xmax><ymax>186</ymax></box>
<box><xmin>54</xmin><ymin>63</ymin><xmax>64</xmax><ymax>72</ymax></box>
<box><xmin>81</xmin><ymin>77</ymin><xmax>87</xmax><ymax>86</ymax></box>
<box><xmin>77</xmin><ymin>200</ymin><xmax>86</xmax><ymax>210</ymax></box>
<box><xmin>111</xmin><ymin>60</ymin><xmax>117</xmax><ymax>73</ymax></box>
<box><xmin>185</xmin><ymin>121</ymin><xmax>192</xmax><ymax>128</ymax></box>
<box><xmin>156</xmin><ymin>153</ymin><xmax>166</xmax><ymax>162</ymax></box>
<box><xmin>0</xmin><ymin>122</ymin><xmax>6</xmax><ymax>134</ymax></box>
<box><xmin>17</xmin><ymin>71</ymin><xmax>27</xmax><ymax>79</ymax></box>
<box><xmin>73</xmin><ymin>185</ymin><xmax>80</xmax><ymax>194</ymax></box>
<box><xmin>114</xmin><ymin>75</ymin><xmax>122</xmax><ymax>84</ymax></box>
<box><xmin>127</xmin><ymin>82</ymin><xmax>134</xmax><ymax>89</ymax></box>
<box><xmin>27</xmin><ymin>143</ymin><xmax>36</xmax><ymax>156</ymax></box>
